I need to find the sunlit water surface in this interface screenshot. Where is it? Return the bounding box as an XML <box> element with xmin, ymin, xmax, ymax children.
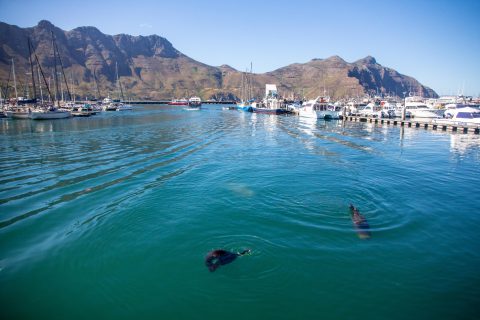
<box><xmin>1</xmin><ymin>105</ymin><xmax>479</xmax><ymax>319</ymax></box>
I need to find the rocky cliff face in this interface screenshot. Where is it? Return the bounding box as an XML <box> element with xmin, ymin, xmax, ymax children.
<box><xmin>0</xmin><ymin>20</ymin><xmax>437</xmax><ymax>100</ymax></box>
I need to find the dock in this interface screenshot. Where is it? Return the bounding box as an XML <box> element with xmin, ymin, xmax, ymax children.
<box><xmin>343</xmin><ymin>116</ymin><xmax>480</xmax><ymax>135</ymax></box>
<box><xmin>125</xmin><ymin>100</ymin><xmax>236</xmax><ymax>105</ymax></box>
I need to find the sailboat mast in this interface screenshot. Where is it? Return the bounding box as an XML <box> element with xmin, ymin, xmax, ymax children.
<box><xmin>12</xmin><ymin>58</ymin><xmax>18</xmax><ymax>101</ymax></box>
<box><xmin>37</xmin><ymin>66</ymin><xmax>44</xmax><ymax>104</ymax></box>
<box><xmin>27</xmin><ymin>38</ymin><xmax>37</xmax><ymax>103</ymax></box>
<box><xmin>52</xmin><ymin>32</ymin><xmax>60</xmax><ymax>107</ymax></box>
<box><xmin>93</xmin><ymin>68</ymin><xmax>101</xmax><ymax>100</ymax></box>
<box><xmin>71</xmin><ymin>71</ymin><xmax>75</xmax><ymax>102</ymax></box>
<box><xmin>115</xmin><ymin>62</ymin><xmax>124</xmax><ymax>101</ymax></box>
<box><xmin>24</xmin><ymin>71</ymin><xmax>29</xmax><ymax>99</ymax></box>
<box><xmin>3</xmin><ymin>62</ymin><xmax>12</xmax><ymax>100</ymax></box>
<box><xmin>30</xmin><ymin>39</ymin><xmax>54</xmax><ymax>103</ymax></box>
<box><xmin>53</xmin><ymin>37</ymin><xmax>71</xmax><ymax>101</ymax></box>
<box><xmin>249</xmin><ymin>62</ymin><xmax>253</xmax><ymax>100</ymax></box>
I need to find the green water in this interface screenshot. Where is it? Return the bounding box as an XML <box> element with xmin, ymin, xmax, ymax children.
<box><xmin>1</xmin><ymin>105</ymin><xmax>479</xmax><ymax>319</ymax></box>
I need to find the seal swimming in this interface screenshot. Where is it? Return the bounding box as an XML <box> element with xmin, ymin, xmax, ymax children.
<box><xmin>349</xmin><ymin>204</ymin><xmax>371</xmax><ymax>239</ymax></box>
<box><xmin>205</xmin><ymin>249</ymin><xmax>251</xmax><ymax>272</ymax></box>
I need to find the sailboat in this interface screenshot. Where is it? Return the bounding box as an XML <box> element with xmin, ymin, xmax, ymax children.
<box><xmin>237</xmin><ymin>64</ymin><xmax>253</xmax><ymax>112</ymax></box>
<box><xmin>103</xmin><ymin>62</ymin><xmax>132</xmax><ymax>111</ymax></box>
<box><xmin>115</xmin><ymin>62</ymin><xmax>132</xmax><ymax>111</ymax></box>
<box><xmin>4</xmin><ymin>58</ymin><xmax>32</xmax><ymax>119</ymax></box>
<box><xmin>30</xmin><ymin>33</ymin><xmax>71</xmax><ymax>119</ymax></box>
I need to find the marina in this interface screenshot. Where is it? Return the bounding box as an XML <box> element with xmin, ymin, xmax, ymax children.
<box><xmin>344</xmin><ymin>115</ymin><xmax>480</xmax><ymax>134</ymax></box>
<box><xmin>1</xmin><ymin>104</ymin><xmax>480</xmax><ymax>319</ymax></box>
<box><xmin>1</xmin><ymin>2</ymin><xmax>479</xmax><ymax>318</ymax></box>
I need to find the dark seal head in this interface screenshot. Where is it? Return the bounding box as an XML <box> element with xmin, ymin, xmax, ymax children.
<box><xmin>205</xmin><ymin>249</ymin><xmax>250</xmax><ymax>272</ymax></box>
<box><xmin>349</xmin><ymin>204</ymin><xmax>371</xmax><ymax>239</ymax></box>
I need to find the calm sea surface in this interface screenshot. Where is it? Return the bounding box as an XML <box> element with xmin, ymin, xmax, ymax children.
<box><xmin>1</xmin><ymin>105</ymin><xmax>479</xmax><ymax>319</ymax></box>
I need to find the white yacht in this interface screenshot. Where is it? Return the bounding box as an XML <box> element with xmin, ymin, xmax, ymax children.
<box><xmin>358</xmin><ymin>103</ymin><xmax>383</xmax><ymax>118</ymax></box>
<box><xmin>405</xmin><ymin>102</ymin><xmax>441</xmax><ymax>118</ymax></box>
<box><xmin>298</xmin><ymin>96</ymin><xmax>340</xmax><ymax>119</ymax></box>
<box><xmin>380</xmin><ymin>101</ymin><xmax>411</xmax><ymax>118</ymax></box>
<box><xmin>434</xmin><ymin>107</ymin><xmax>480</xmax><ymax>125</ymax></box>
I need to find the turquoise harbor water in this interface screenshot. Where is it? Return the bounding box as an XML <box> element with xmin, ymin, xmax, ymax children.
<box><xmin>1</xmin><ymin>105</ymin><xmax>479</xmax><ymax>319</ymax></box>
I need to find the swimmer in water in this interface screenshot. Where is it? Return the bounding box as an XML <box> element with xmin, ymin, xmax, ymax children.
<box><xmin>205</xmin><ymin>249</ymin><xmax>251</xmax><ymax>272</ymax></box>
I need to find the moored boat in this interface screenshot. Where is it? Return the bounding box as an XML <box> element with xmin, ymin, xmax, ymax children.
<box><xmin>298</xmin><ymin>96</ymin><xmax>340</xmax><ymax>120</ymax></box>
<box><xmin>188</xmin><ymin>96</ymin><xmax>202</xmax><ymax>108</ymax></box>
<box><xmin>237</xmin><ymin>101</ymin><xmax>253</xmax><ymax>112</ymax></box>
<box><xmin>168</xmin><ymin>98</ymin><xmax>189</xmax><ymax>106</ymax></box>
<box><xmin>71</xmin><ymin>103</ymin><xmax>94</xmax><ymax>117</ymax></box>
<box><xmin>433</xmin><ymin>107</ymin><xmax>480</xmax><ymax>125</ymax></box>
<box><xmin>405</xmin><ymin>101</ymin><xmax>442</xmax><ymax>118</ymax></box>
<box><xmin>4</xmin><ymin>106</ymin><xmax>32</xmax><ymax>119</ymax></box>
<box><xmin>252</xmin><ymin>84</ymin><xmax>289</xmax><ymax>115</ymax></box>
<box><xmin>30</xmin><ymin>106</ymin><xmax>71</xmax><ymax>119</ymax></box>
<box><xmin>116</xmin><ymin>103</ymin><xmax>133</xmax><ymax>111</ymax></box>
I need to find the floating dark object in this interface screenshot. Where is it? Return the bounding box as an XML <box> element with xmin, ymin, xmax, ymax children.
<box><xmin>205</xmin><ymin>249</ymin><xmax>250</xmax><ymax>272</ymax></box>
<box><xmin>349</xmin><ymin>204</ymin><xmax>371</xmax><ymax>239</ymax></box>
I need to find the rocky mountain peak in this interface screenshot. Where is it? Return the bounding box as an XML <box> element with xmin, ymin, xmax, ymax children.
<box><xmin>0</xmin><ymin>20</ymin><xmax>438</xmax><ymax>100</ymax></box>
<box><xmin>37</xmin><ymin>20</ymin><xmax>55</xmax><ymax>29</ymax></box>
<box><xmin>357</xmin><ymin>55</ymin><xmax>377</xmax><ymax>65</ymax></box>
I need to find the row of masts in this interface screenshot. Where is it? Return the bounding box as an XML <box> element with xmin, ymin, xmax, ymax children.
<box><xmin>240</xmin><ymin>62</ymin><xmax>253</xmax><ymax>103</ymax></box>
<box><xmin>1</xmin><ymin>33</ymin><xmax>126</xmax><ymax>105</ymax></box>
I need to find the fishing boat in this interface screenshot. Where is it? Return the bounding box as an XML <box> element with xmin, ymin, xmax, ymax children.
<box><xmin>298</xmin><ymin>96</ymin><xmax>340</xmax><ymax>119</ymax></box>
<box><xmin>188</xmin><ymin>96</ymin><xmax>202</xmax><ymax>108</ymax></box>
<box><xmin>252</xmin><ymin>84</ymin><xmax>288</xmax><ymax>115</ymax></box>
<box><xmin>168</xmin><ymin>98</ymin><xmax>188</xmax><ymax>106</ymax></box>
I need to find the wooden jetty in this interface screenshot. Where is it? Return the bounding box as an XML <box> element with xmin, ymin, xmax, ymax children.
<box><xmin>342</xmin><ymin>116</ymin><xmax>480</xmax><ymax>135</ymax></box>
<box><xmin>126</xmin><ymin>100</ymin><xmax>236</xmax><ymax>105</ymax></box>
<box><xmin>78</xmin><ymin>100</ymin><xmax>237</xmax><ymax>105</ymax></box>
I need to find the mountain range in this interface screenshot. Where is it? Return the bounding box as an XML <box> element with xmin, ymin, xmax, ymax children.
<box><xmin>0</xmin><ymin>20</ymin><xmax>438</xmax><ymax>101</ymax></box>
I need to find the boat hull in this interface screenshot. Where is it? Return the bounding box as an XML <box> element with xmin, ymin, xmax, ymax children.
<box><xmin>168</xmin><ymin>101</ymin><xmax>189</xmax><ymax>106</ymax></box>
<box><xmin>30</xmin><ymin>110</ymin><xmax>71</xmax><ymax>119</ymax></box>
<box><xmin>253</xmin><ymin>108</ymin><xmax>287</xmax><ymax>115</ymax></box>
<box><xmin>4</xmin><ymin>111</ymin><xmax>31</xmax><ymax>119</ymax></box>
<box><xmin>410</xmin><ymin>110</ymin><xmax>442</xmax><ymax>118</ymax></box>
<box><xmin>237</xmin><ymin>105</ymin><xmax>253</xmax><ymax>112</ymax></box>
<box><xmin>299</xmin><ymin>109</ymin><xmax>339</xmax><ymax>120</ymax></box>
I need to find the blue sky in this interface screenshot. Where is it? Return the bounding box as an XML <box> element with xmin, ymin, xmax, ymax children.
<box><xmin>1</xmin><ymin>0</ymin><xmax>479</xmax><ymax>96</ymax></box>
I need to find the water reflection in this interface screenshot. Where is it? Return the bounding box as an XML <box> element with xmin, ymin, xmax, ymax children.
<box><xmin>449</xmin><ymin>133</ymin><xmax>480</xmax><ymax>154</ymax></box>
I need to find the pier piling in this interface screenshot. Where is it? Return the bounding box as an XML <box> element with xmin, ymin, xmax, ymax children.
<box><xmin>342</xmin><ymin>116</ymin><xmax>479</xmax><ymax>135</ymax></box>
